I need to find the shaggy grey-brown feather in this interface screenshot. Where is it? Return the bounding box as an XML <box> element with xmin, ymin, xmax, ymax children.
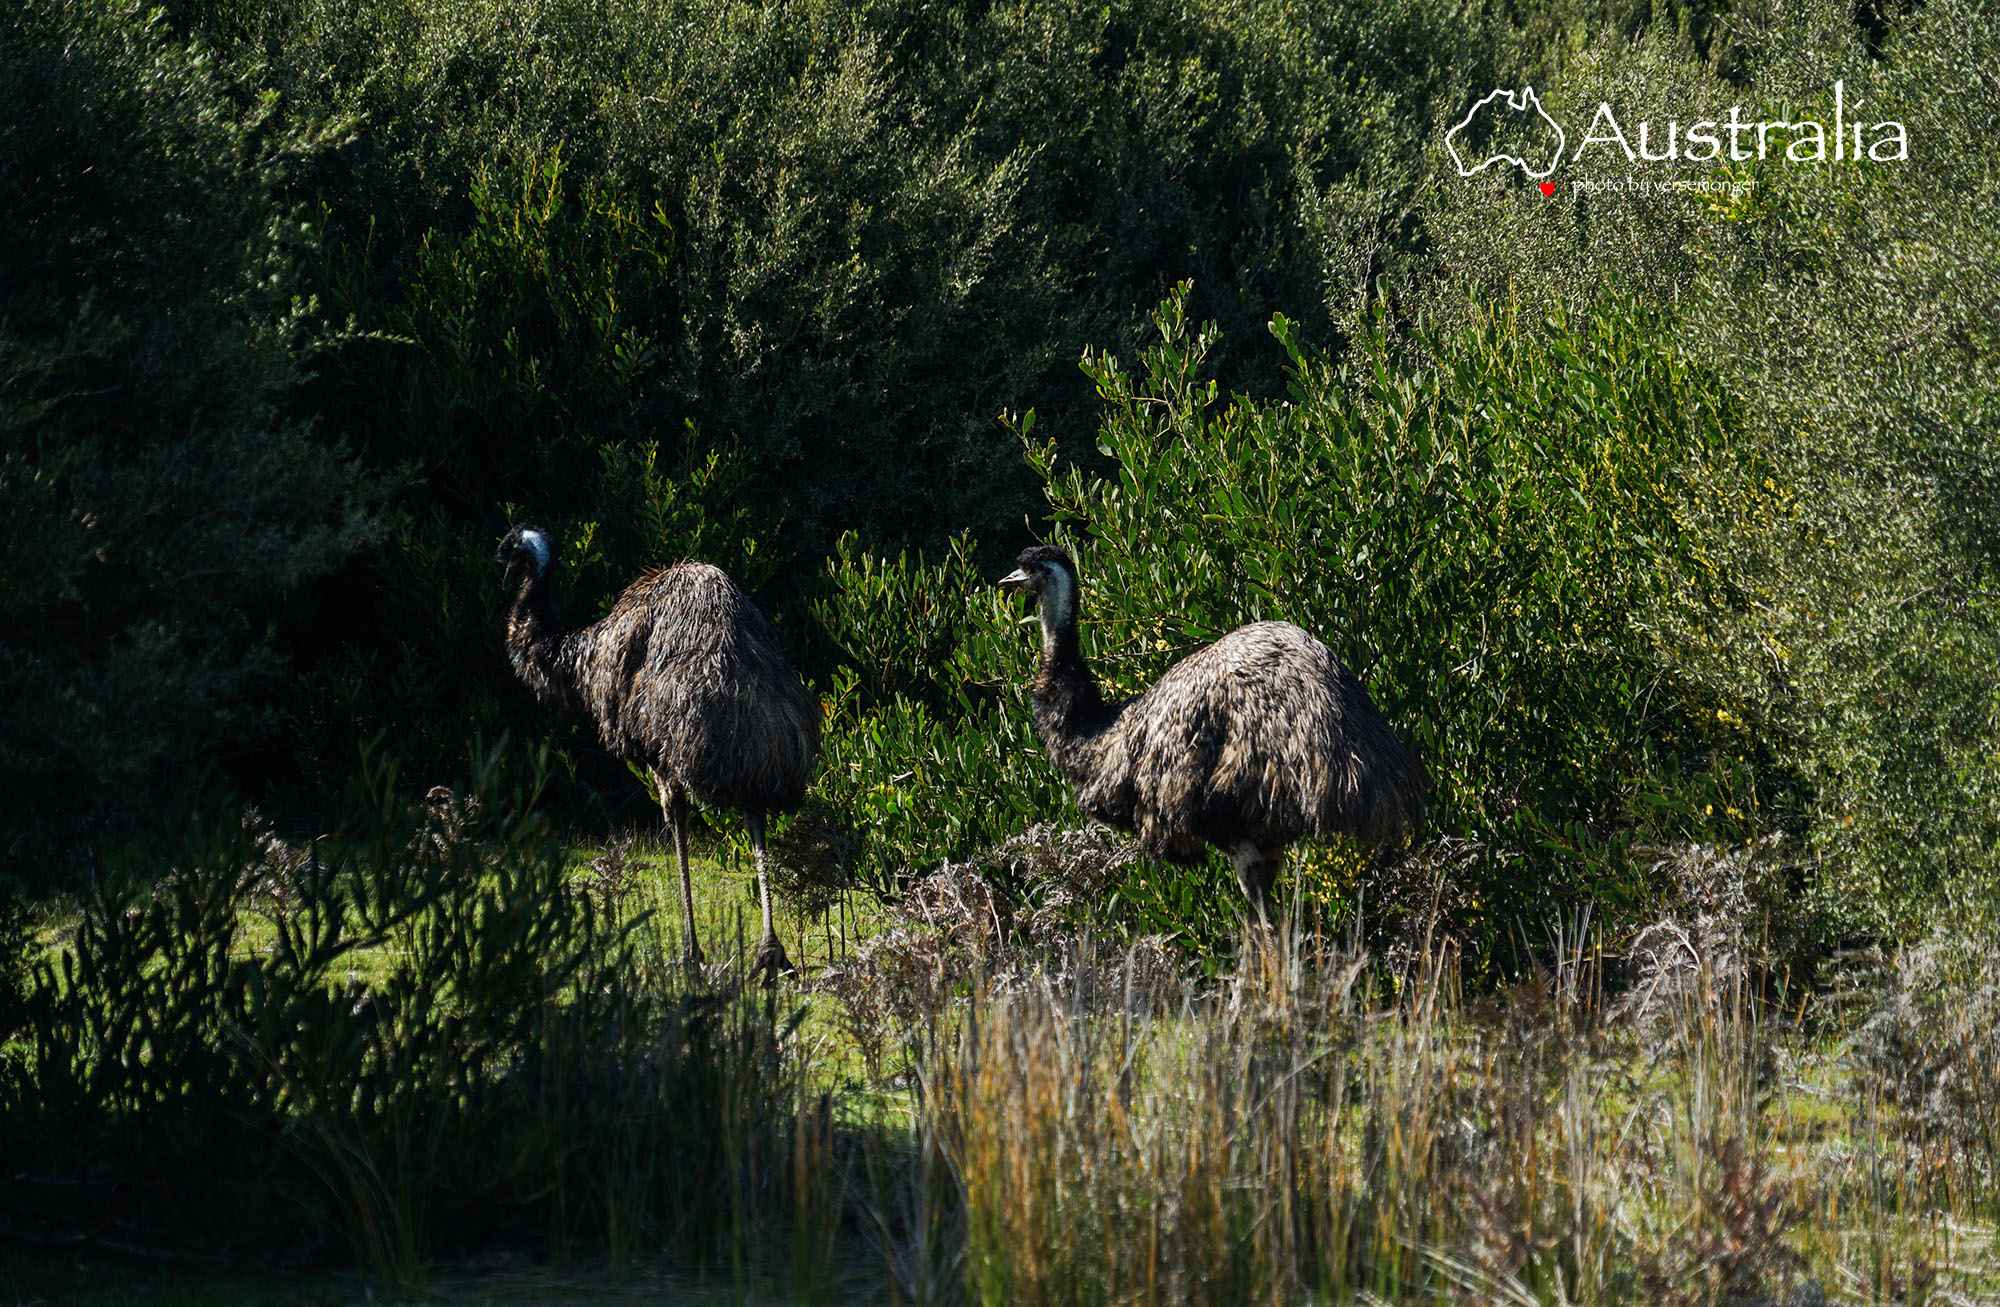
<box><xmin>1001</xmin><ymin>544</ymin><xmax>1422</xmax><ymax>919</ymax></box>
<box><xmin>1056</xmin><ymin>622</ymin><xmax>1422</xmax><ymax>861</ymax></box>
<box><xmin>501</xmin><ymin>546</ymin><xmax>817</xmax><ymax>812</ymax></box>
<box><xmin>563</xmin><ymin>564</ymin><xmax>817</xmax><ymax>813</ymax></box>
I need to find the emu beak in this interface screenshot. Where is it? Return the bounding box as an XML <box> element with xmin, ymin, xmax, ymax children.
<box><xmin>998</xmin><ymin>567</ymin><xmax>1039</xmax><ymax>626</ymax></box>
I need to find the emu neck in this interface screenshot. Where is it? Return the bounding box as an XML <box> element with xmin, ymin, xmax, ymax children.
<box><xmin>1032</xmin><ymin>584</ymin><xmax>1115</xmax><ymax>743</ymax></box>
<box><xmin>506</xmin><ymin>569</ymin><xmax>573</xmax><ymax>703</ymax></box>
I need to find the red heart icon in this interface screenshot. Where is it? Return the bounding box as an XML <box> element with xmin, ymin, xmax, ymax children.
<box><xmin>1539</xmin><ymin>181</ymin><xmax>1555</xmax><ymax>196</ymax></box>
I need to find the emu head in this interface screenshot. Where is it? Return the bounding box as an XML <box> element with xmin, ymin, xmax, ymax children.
<box><xmin>497</xmin><ymin>524</ymin><xmax>553</xmax><ymax>581</ymax></box>
<box><xmin>999</xmin><ymin>544</ymin><xmax>1078</xmax><ymax>631</ymax></box>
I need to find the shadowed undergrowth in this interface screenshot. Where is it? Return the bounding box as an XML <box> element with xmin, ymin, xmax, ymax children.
<box><xmin>4</xmin><ymin>768</ymin><xmax>1996</xmax><ymax>1303</ymax></box>
<box><xmin>0</xmin><ymin>747</ymin><xmax>829</xmax><ymax>1281</ymax></box>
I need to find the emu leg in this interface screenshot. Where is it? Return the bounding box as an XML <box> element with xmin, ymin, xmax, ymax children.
<box><xmin>659</xmin><ymin>778</ymin><xmax>702</xmax><ymax>970</ymax></box>
<box><xmin>1230</xmin><ymin>840</ymin><xmax>1280</xmax><ymax>931</ymax></box>
<box><xmin>746</xmin><ymin>811</ymin><xmax>795</xmax><ymax>983</ymax></box>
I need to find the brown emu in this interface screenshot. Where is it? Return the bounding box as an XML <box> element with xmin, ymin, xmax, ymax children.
<box><xmin>498</xmin><ymin>525</ymin><xmax>819</xmax><ymax>977</ymax></box>
<box><xmin>999</xmin><ymin>544</ymin><xmax>1423</xmax><ymax>926</ymax></box>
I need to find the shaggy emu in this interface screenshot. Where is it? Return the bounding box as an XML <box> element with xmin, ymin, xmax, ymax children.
<box><xmin>999</xmin><ymin>544</ymin><xmax>1423</xmax><ymax>926</ymax></box>
<box><xmin>498</xmin><ymin>525</ymin><xmax>819</xmax><ymax>977</ymax></box>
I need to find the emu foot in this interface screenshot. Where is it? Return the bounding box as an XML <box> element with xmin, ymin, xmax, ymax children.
<box><xmin>680</xmin><ymin>939</ymin><xmax>706</xmax><ymax>980</ymax></box>
<box><xmin>753</xmin><ymin>934</ymin><xmax>796</xmax><ymax>986</ymax></box>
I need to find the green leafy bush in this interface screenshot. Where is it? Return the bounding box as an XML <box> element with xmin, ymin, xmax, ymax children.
<box><xmin>1669</xmin><ymin>0</ymin><xmax>2000</xmax><ymax>933</ymax></box>
<box><xmin>813</xmin><ymin>287</ymin><xmax>1764</xmax><ymax>961</ymax></box>
<box><xmin>168</xmin><ymin>0</ymin><xmax>1611</xmax><ymax>801</ymax></box>
<box><xmin>1411</xmin><ymin>0</ymin><xmax>2000</xmax><ymax>933</ymax></box>
<box><xmin>264</xmin><ymin>0</ymin><xmax>1569</xmax><ymax>524</ymax></box>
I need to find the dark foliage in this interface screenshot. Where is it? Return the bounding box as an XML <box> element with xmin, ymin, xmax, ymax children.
<box><xmin>196</xmin><ymin>0</ymin><xmax>1579</xmax><ymax>800</ymax></box>
<box><xmin>0</xmin><ymin>746</ymin><xmax>814</xmax><ymax>1273</ymax></box>
<box><xmin>0</xmin><ymin>0</ymin><xmax>383</xmax><ymax>871</ymax></box>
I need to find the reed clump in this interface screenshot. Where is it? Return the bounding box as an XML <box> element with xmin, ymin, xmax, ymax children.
<box><xmin>899</xmin><ymin>916</ymin><xmax>1996</xmax><ymax>1306</ymax></box>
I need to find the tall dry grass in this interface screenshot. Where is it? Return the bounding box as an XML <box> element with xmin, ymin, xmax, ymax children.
<box><xmin>879</xmin><ymin>919</ymin><xmax>1996</xmax><ymax>1306</ymax></box>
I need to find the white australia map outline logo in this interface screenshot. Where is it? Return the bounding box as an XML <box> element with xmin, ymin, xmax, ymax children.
<box><xmin>1445</xmin><ymin>87</ymin><xmax>1566</xmax><ymax>180</ymax></box>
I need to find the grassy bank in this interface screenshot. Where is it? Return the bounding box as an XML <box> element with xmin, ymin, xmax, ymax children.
<box><xmin>8</xmin><ymin>790</ymin><xmax>1999</xmax><ymax>1301</ymax></box>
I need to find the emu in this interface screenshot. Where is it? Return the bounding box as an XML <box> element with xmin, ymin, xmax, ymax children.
<box><xmin>999</xmin><ymin>544</ymin><xmax>1423</xmax><ymax>927</ymax></box>
<box><xmin>498</xmin><ymin>525</ymin><xmax>819</xmax><ymax>977</ymax></box>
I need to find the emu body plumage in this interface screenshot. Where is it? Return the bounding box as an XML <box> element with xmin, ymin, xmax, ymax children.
<box><xmin>1002</xmin><ymin>545</ymin><xmax>1422</xmax><ymax>924</ymax></box>
<box><xmin>500</xmin><ymin>526</ymin><xmax>819</xmax><ymax>974</ymax></box>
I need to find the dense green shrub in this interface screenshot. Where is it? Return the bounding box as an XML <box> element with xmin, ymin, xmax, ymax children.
<box><xmin>263</xmin><ymin>0</ymin><xmax>1570</xmax><ymax>512</ymax></box>
<box><xmin>1410</xmin><ymin>0</ymin><xmax>2000</xmax><ymax>933</ymax></box>
<box><xmin>184</xmin><ymin>0</ymin><xmax>1597</xmax><ymax>795</ymax></box>
<box><xmin>7</xmin><ymin>0</ymin><xmax>1981</xmax><ymax>952</ymax></box>
<box><xmin>814</xmin><ymin>288</ymin><xmax>1765</xmax><ymax>959</ymax></box>
<box><xmin>0</xmin><ymin>0</ymin><xmax>384</xmax><ymax>868</ymax></box>
<box><xmin>1671</xmin><ymin>0</ymin><xmax>2000</xmax><ymax>933</ymax></box>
